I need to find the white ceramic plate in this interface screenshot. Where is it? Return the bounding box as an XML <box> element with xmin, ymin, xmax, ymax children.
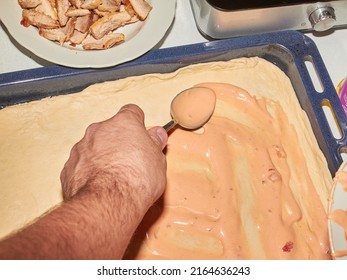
<box><xmin>328</xmin><ymin>160</ymin><xmax>347</xmax><ymax>260</ymax></box>
<box><xmin>0</xmin><ymin>0</ymin><xmax>176</xmax><ymax>68</ymax></box>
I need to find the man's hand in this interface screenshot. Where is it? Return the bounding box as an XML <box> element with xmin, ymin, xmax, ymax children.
<box><xmin>61</xmin><ymin>104</ymin><xmax>168</xmax><ymax>211</ymax></box>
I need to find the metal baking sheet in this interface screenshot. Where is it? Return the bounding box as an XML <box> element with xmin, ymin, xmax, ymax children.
<box><xmin>0</xmin><ymin>30</ymin><xmax>346</xmax><ymax>174</ymax></box>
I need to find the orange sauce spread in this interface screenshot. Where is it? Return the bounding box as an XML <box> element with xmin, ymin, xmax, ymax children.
<box><xmin>124</xmin><ymin>82</ymin><xmax>331</xmax><ymax>260</ymax></box>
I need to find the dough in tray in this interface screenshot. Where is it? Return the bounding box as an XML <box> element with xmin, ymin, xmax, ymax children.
<box><xmin>0</xmin><ymin>57</ymin><xmax>332</xmax><ymax>259</ymax></box>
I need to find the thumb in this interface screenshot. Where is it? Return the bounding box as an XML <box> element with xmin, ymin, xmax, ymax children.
<box><xmin>148</xmin><ymin>126</ymin><xmax>168</xmax><ymax>150</ymax></box>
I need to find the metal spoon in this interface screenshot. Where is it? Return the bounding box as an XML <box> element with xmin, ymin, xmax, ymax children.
<box><xmin>163</xmin><ymin>86</ymin><xmax>216</xmax><ymax>132</ymax></box>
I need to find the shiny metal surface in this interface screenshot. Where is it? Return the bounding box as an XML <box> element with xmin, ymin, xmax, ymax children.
<box><xmin>163</xmin><ymin>120</ymin><xmax>176</xmax><ymax>132</ymax></box>
<box><xmin>190</xmin><ymin>0</ymin><xmax>347</xmax><ymax>38</ymax></box>
<box><xmin>309</xmin><ymin>6</ymin><xmax>337</xmax><ymax>31</ymax></box>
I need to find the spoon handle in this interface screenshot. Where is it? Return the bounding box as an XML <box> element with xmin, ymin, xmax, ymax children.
<box><xmin>163</xmin><ymin>120</ymin><xmax>176</xmax><ymax>132</ymax></box>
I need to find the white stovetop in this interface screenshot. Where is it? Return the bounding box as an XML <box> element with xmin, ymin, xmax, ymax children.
<box><xmin>1</xmin><ymin>0</ymin><xmax>347</xmax><ymax>87</ymax></box>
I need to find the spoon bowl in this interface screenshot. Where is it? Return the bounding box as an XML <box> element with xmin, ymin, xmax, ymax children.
<box><xmin>164</xmin><ymin>86</ymin><xmax>216</xmax><ymax>132</ymax></box>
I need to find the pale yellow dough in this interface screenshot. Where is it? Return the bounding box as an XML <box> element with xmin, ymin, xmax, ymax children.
<box><xmin>0</xmin><ymin>58</ymin><xmax>332</xmax><ymax>258</ymax></box>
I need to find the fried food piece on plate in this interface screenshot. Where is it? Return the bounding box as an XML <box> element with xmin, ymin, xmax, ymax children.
<box><xmin>56</xmin><ymin>0</ymin><xmax>70</xmax><ymax>26</ymax></box>
<box><xmin>39</xmin><ymin>28</ymin><xmax>67</xmax><ymax>44</ymax></box>
<box><xmin>80</xmin><ymin>0</ymin><xmax>101</xmax><ymax>10</ymax></box>
<box><xmin>18</xmin><ymin>0</ymin><xmax>41</xmax><ymax>9</ymax></box>
<box><xmin>68</xmin><ymin>0</ymin><xmax>82</xmax><ymax>8</ymax></box>
<box><xmin>39</xmin><ymin>17</ymin><xmax>76</xmax><ymax>44</ymax></box>
<box><xmin>75</xmin><ymin>13</ymin><xmax>98</xmax><ymax>33</ymax></box>
<box><xmin>63</xmin><ymin>17</ymin><xmax>77</xmax><ymax>41</ymax></box>
<box><xmin>65</xmin><ymin>8</ymin><xmax>91</xmax><ymax>17</ymax></box>
<box><xmin>93</xmin><ymin>8</ymin><xmax>110</xmax><ymax>17</ymax></box>
<box><xmin>98</xmin><ymin>0</ymin><xmax>121</xmax><ymax>12</ymax></box>
<box><xmin>36</xmin><ymin>0</ymin><xmax>58</xmax><ymax>20</ymax></box>
<box><xmin>82</xmin><ymin>32</ymin><xmax>125</xmax><ymax>49</ymax></box>
<box><xmin>21</xmin><ymin>9</ymin><xmax>59</xmax><ymax>28</ymax></box>
<box><xmin>69</xmin><ymin>30</ymin><xmax>88</xmax><ymax>45</ymax></box>
<box><xmin>125</xmin><ymin>0</ymin><xmax>152</xmax><ymax>20</ymax></box>
<box><xmin>89</xmin><ymin>11</ymin><xmax>131</xmax><ymax>40</ymax></box>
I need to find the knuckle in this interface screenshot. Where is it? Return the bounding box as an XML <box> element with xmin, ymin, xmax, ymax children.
<box><xmin>118</xmin><ymin>104</ymin><xmax>144</xmax><ymax>122</ymax></box>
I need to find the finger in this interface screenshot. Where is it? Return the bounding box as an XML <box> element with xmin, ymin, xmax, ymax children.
<box><xmin>148</xmin><ymin>126</ymin><xmax>168</xmax><ymax>150</ymax></box>
<box><xmin>116</xmin><ymin>104</ymin><xmax>145</xmax><ymax>125</ymax></box>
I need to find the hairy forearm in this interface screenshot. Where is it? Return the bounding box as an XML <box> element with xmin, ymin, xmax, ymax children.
<box><xmin>0</xmin><ymin>176</ymin><xmax>145</xmax><ymax>260</ymax></box>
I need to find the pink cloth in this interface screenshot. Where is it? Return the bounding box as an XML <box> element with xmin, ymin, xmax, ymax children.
<box><xmin>339</xmin><ymin>79</ymin><xmax>347</xmax><ymax>115</ymax></box>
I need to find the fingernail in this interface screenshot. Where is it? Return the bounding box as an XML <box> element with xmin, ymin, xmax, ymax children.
<box><xmin>156</xmin><ymin>127</ymin><xmax>168</xmax><ymax>147</ymax></box>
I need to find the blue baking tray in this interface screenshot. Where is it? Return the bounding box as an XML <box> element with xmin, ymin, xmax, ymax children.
<box><xmin>0</xmin><ymin>30</ymin><xmax>346</xmax><ymax>174</ymax></box>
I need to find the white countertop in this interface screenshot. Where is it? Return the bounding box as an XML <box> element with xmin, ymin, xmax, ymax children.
<box><xmin>1</xmin><ymin>0</ymin><xmax>347</xmax><ymax>87</ymax></box>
